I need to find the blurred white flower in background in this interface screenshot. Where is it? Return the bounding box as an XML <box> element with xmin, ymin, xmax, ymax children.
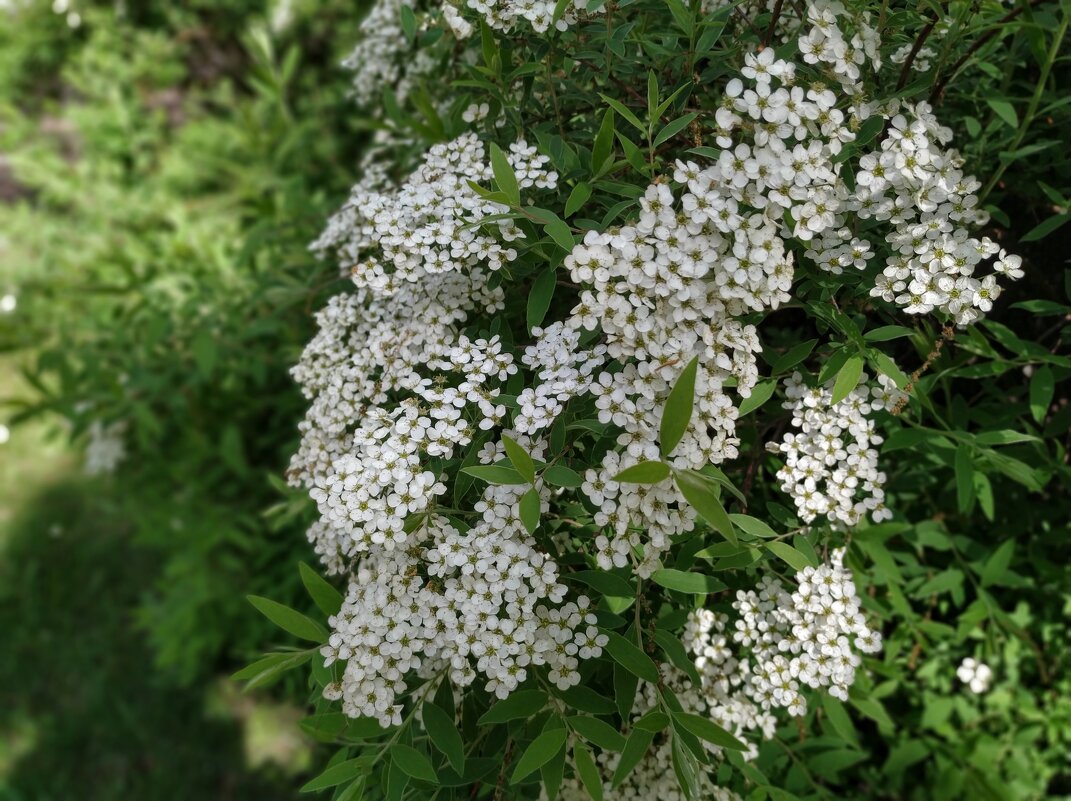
<box><xmin>0</xmin><ymin>424</ymin><xmax>10</xmax><ymax>445</ymax></box>
<box><xmin>957</xmin><ymin>657</ymin><xmax>994</xmax><ymax>694</ymax></box>
<box><xmin>0</xmin><ymin>293</ymin><xmax>16</xmax><ymax>313</ymax></box>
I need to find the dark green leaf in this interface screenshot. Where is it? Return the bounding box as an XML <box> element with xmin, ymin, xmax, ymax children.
<box><xmin>519</xmin><ymin>487</ymin><xmax>541</xmax><ymax>534</ymax></box>
<box><xmin>672</xmin><ymin>711</ymin><xmax>747</xmax><ymax>751</ymax></box>
<box><xmin>461</xmin><ymin>464</ymin><xmax>528</xmax><ymax>484</ymax></box>
<box><xmin>674</xmin><ymin>469</ymin><xmax>737</xmax><ymax>545</ymax></box>
<box><xmin>650</xmin><ymin>569</ymin><xmax>727</xmax><ymax>594</ymax></box>
<box><xmin>390</xmin><ymin>745</ymin><xmax>438</xmax><ymax>783</ymax></box>
<box><xmin>489</xmin><ymin>142</ymin><xmax>521</xmax><ymax>205</ymax></box>
<box><xmin>299</xmin><ymin>562</ymin><xmax>343</xmax><ymax>617</ymax></box>
<box><xmin>478</xmin><ymin>690</ymin><xmax>549</xmax><ymax>725</ymax></box>
<box><xmin>527</xmin><ymin>267</ymin><xmax>557</xmax><ymax>331</ymax></box>
<box><xmin>764</xmin><ymin>541</ymin><xmax>811</xmax><ymax>573</ymax></box>
<box><xmin>503</xmin><ymin>434</ymin><xmax>536</xmax><ymax>483</ymax></box>
<box><xmin>660</xmin><ymin>356</ymin><xmax>699</xmax><ymax>456</ymax></box>
<box><xmin>830</xmin><ymin>355</ymin><xmax>865</xmax><ymax>405</ymax></box>
<box><xmin>573</xmin><ymin>742</ymin><xmax>603</xmax><ymax>801</ymax></box>
<box><xmin>614</xmin><ymin>461</ymin><xmax>670</xmax><ymax>483</ymax></box>
<box><xmin>512</xmin><ymin>728</ymin><xmax>569</xmax><ymax>783</ymax></box>
<box><xmin>247</xmin><ymin>595</ymin><xmax>326</xmax><ymax>642</ymax></box>
<box><xmin>602</xmin><ymin>630</ymin><xmax>660</xmax><ymax>683</ymax></box>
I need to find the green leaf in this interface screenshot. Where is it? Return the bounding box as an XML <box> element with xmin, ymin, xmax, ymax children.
<box><xmin>1029</xmin><ymin>366</ymin><xmax>1054</xmax><ymax>423</ymax></box>
<box><xmin>651</xmin><ymin>630</ymin><xmax>700</xmax><ymax>685</ymax></box>
<box><xmin>568</xmin><ymin>716</ymin><xmax>627</xmax><ymax>752</ymax></box>
<box><xmin>191</xmin><ymin>329</ymin><xmax>218</xmax><ymax>378</ymax></box>
<box><xmin>300</xmin><ymin>758</ymin><xmax>369</xmax><ymax>793</ymax></box>
<box><xmin>478</xmin><ymin>690</ymin><xmax>549</xmax><ymax>725</ymax></box>
<box><xmin>614</xmin><ymin>461</ymin><xmax>670</xmax><ymax>483</ymax></box>
<box><xmin>771</xmin><ymin>339</ymin><xmax>817</xmax><ymax>374</ymax></box>
<box><xmin>864</xmin><ymin>325</ymin><xmax>914</xmax><ymax>342</ymax></box>
<box><xmin>299</xmin><ymin>562</ymin><xmax>343</xmax><ymax>617</ymax></box>
<box><xmin>633</xmin><ymin>711</ymin><xmax>670</xmax><ymax>732</ymax></box>
<box><xmin>565</xmin><ymin>570</ymin><xmax>635</xmax><ymax>599</ymax></box>
<box><xmin>544</xmin><ymin>464</ymin><xmax>583</xmax><ymax>488</ymax></box>
<box><xmin>737</xmin><ymin>380</ymin><xmax>775</xmax><ymax>417</ymax></box>
<box><xmin>565</xmin><ymin>182</ymin><xmax>592</xmax><ymax>217</ymax></box>
<box><xmin>764</xmin><ymin>541</ymin><xmax>811</xmax><ymax>573</ymax></box>
<box><xmin>830</xmin><ymin>355</ymin><xmax>865</xmax><ymax>405</ymax></box>
<box><xmin>671</xmin><ymin>711</ymin><xmax>747</xmax><ymax>751</ymax></box>
<box><xmin>986</xmin><ymin>98</ymin><xmax>1019</xmax><ymax>129</ymax></box>
<box><xmin>674</xmin><ymin>469</ymin><xmax>737</xmax><ymax>545</ymax></box>
<box><xmin>650</xmin><ymin>569</ymin><xmax>727</xmax><ymax>595</ymax></box>
<box><xmin>670</xmin><ymin>736</ymin><xmax>700</xmax><ymax>800</ymax></box>
<box><xmin>654</xmin><ymin>113</ymin><xmax>697</xmax><ymax>147</ymax></box>
<box><xmin>573</xmin><ymin>742</ymin><xmax>603</xmax><ymax>801</ymax></box>
<box><xmin>660</xmin><ymin>356</ymin><xmax>699</xmax><ymax>456</ymax></box>
<box><xmin>980</xmin><ymin>539</ymin><xmax>1015</xmax><ymax>587</ymax></box>
<box><xmin>542</xmin><ymin>740</ymin><xmax>567</xmax><ymax>801</ymax></box>
<box><xmin>612</xmin><ymin>729</ymin><xmax>655</xmax><ymax>788</ymax></box>
<box><xmin>423</xmin><ymin>702</ymin><xmax>465</xmax><ymax>774</ymax></box>
<box><xmin>489</xmin><ymin>142</ymin><xmax>521</xmax><ymax>206</ymax></box>
<box><xmin>601</xmin><ymin>630</ymin><xmax>660</xmax><ymax>683</ymax></box>
<box><xmin>598</xmin><ymin>94</ymin><xmax>645</xmax><ymax>134</ymax></box>
<box><xmin>820</xmin><ymin>695</ymin><xmax>859</xmax><ymax>748</ymax></box>
<box><xmin>519</xmin><ymin>487</ymin><xmax>541</xmax><ymax>534</ymax></box>
<box><xmin>247</xmin><ymin>595</ymin><xmax>326</xmax><ymax>642</ymax></box>
<box><xmin>729</xmin><ymin>514</ymin><xmax>778</xmax><ymax>539</ymax></box>
<box><xmin>503</xmin><ymin>435</ymin><xmax>536</xmax><ymax>483</ymax></box>
<box><xmin>461</xmin><ymin>464</ymin><xmax>528</xmax><ymax>484</ymax></box>
<box><xmin>512</xmin><ymin>728</ymin><xmax>569</xmax><ymax>783</ymax></box>
<box><xmin>914</xmin><ymin>569</ymin><xmax>964</xmax><ymax>598</ymax></box>
<box><xmin>232</xmin><ymin>651</ymin><xmax>312</xmax><ymax>686</ymax></box>
<box><xmin>1021</xmin><ymin>212</ymin><xmax>1071</xmax><ymax>242</ymax></box>
<box><xmin>646</xmin><ymin>71</ymin><xmax>659</xmax><ymax>122</ymax></box>
<box><xmin>399</xmin><ymin>3</ymin><xmax>417</xmax><ymax>39</ymax></box>
<box><xmin>954</xmin><ymin>444</ymin><xmax>975</xmax><ymax>514</ymax></box>
<box><xmin>390</xmin><ymin>745</ymin><xmax>438</xmax><ymax>783</ymax></box>
<box><xmin>527</xmin><ymin>267</ymin><xmax>557</xmax><ymax>331</ymax></box>
<box><xmin>543</xmin><ymin>214</ymin><xmax>576</xmax><ymax>251</ymax></box>
<box><xmin>592</xmin><ymin>109</ymin><xmax>616</xmax><ymax>173</ymax></box>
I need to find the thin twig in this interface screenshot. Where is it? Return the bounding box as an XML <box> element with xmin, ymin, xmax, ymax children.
<box><xmin>762</xmin><ymin>0</ymin><xmax>786</xmax><ymax>49</ymax></box>
<box><xmin>896</xmin><ymin>12</ymin><xmax>940</xmax><ymax>91</ymax></box>
<box><xmin>929</xmin><ymin>0</ymin><xmax>1042</xmax><ymax>105</ymax></box>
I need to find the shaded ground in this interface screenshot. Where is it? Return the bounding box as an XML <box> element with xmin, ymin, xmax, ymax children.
<box><xmin>0</xmin><ymin>475</ymin><xmax>309</xmax><ymax>801</ymax></box>
<box><xmin>0</xmin><ymin>350</ymin><xmax>309</xmax><ymax>799</ymax></box>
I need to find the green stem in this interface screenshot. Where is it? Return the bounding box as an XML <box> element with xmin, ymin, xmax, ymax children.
<box><xmin>979</xmin><ymin>11</ymin><xmax>1070</xmax><ymax>204</ymax></box>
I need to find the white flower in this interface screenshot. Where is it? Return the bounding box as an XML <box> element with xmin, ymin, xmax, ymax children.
<box><xmin>956</xmin><ymin>657</ymin><xmax>994</xmax><ymax>694</ymax></box>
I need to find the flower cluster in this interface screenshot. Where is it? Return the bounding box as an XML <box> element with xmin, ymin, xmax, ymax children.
<box><xmin>312</xmin><ymin>133</ymin><xmax>553</xmax><ymax>293</ymax></box>
<box><xmin>292</xmin><ymin>134</ymin><xmax>603</xmax><ymax>723</ymax></box>
<box><xmin>295</xmin><ymin>0</ymin><xmax>1020</xmax><ymax>742</ymax></box>
<box><xmin>771</xmin><ymin>371</ymin><xmax>903</xmax><ymax>526</ymax></box>
<box><xmin>956</xmin><ymin>657</ymin><xmax>994</xmax><ymax>694</ymax></box>
<box><xmin>85</xmin><ymin>420</ymin><xmax>127</xmax><ymax>476</ymax></box>
<box><xmin>457</xmin><ymin>0</ymin><xmax>601</xmax><ymax>33</ymax></box>
<box><xmin>554</xmin><ymin>551</ymin><xmax>879</xmax><ymax>801</ymax></box>
<box><xmin>731</xmin><ymin>548</ymin><xmax>882</xmax><ymax>709</ymax></box>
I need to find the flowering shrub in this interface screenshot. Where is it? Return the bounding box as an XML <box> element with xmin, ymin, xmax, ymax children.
<box><xmin>239</xmin><ymin>0</ymin><xmax>1071</xmax><ymax>797</ymax></box>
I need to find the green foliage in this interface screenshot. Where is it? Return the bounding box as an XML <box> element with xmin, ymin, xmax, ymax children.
<box><xmin>0</xmin><ymin>0</ymin><xmax>364</xmax><ymax>683</ymax></box>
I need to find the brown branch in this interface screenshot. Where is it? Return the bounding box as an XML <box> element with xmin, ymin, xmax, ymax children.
<box><xmin>896</xmin><ymin>12</ymin><xmax>940</xmax><ymax>91</ymax></box>
<box><xmin>762</xmin><ymin>0</ymin><xmax>786</xmax><ymax>49</ymax></box>
<box><xmin>928</xmin><ymin>0</ymin><xmax>1042</xmax><ymax>105</ymax></box>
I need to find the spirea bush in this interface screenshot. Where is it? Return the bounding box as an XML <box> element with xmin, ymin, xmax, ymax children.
<box><xmin>254</xmin><ymin>0</ymin><xmax>1068</xmax><ymax>797</ymax></box>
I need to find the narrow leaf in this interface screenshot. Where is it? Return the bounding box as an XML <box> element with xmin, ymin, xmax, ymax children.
<box><xmin>247</xmin><ymin>595</ymin><xmax>326</xmax><ymax>642</ymax></box>
<box><xmin>660</xmin><ymin>356</ymin><xmax>699</xmax><ymax>456</ymax></box>
<box><xmin>512</xmin><ymin>728</ymin><xmax>569</xmax><ymax>783</ymax></box>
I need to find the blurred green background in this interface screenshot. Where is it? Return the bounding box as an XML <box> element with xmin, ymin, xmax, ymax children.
<box><xmin>0</xmin><ymin>0</ymin><xmax>367</xmax><ymax>795</ymax></box>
